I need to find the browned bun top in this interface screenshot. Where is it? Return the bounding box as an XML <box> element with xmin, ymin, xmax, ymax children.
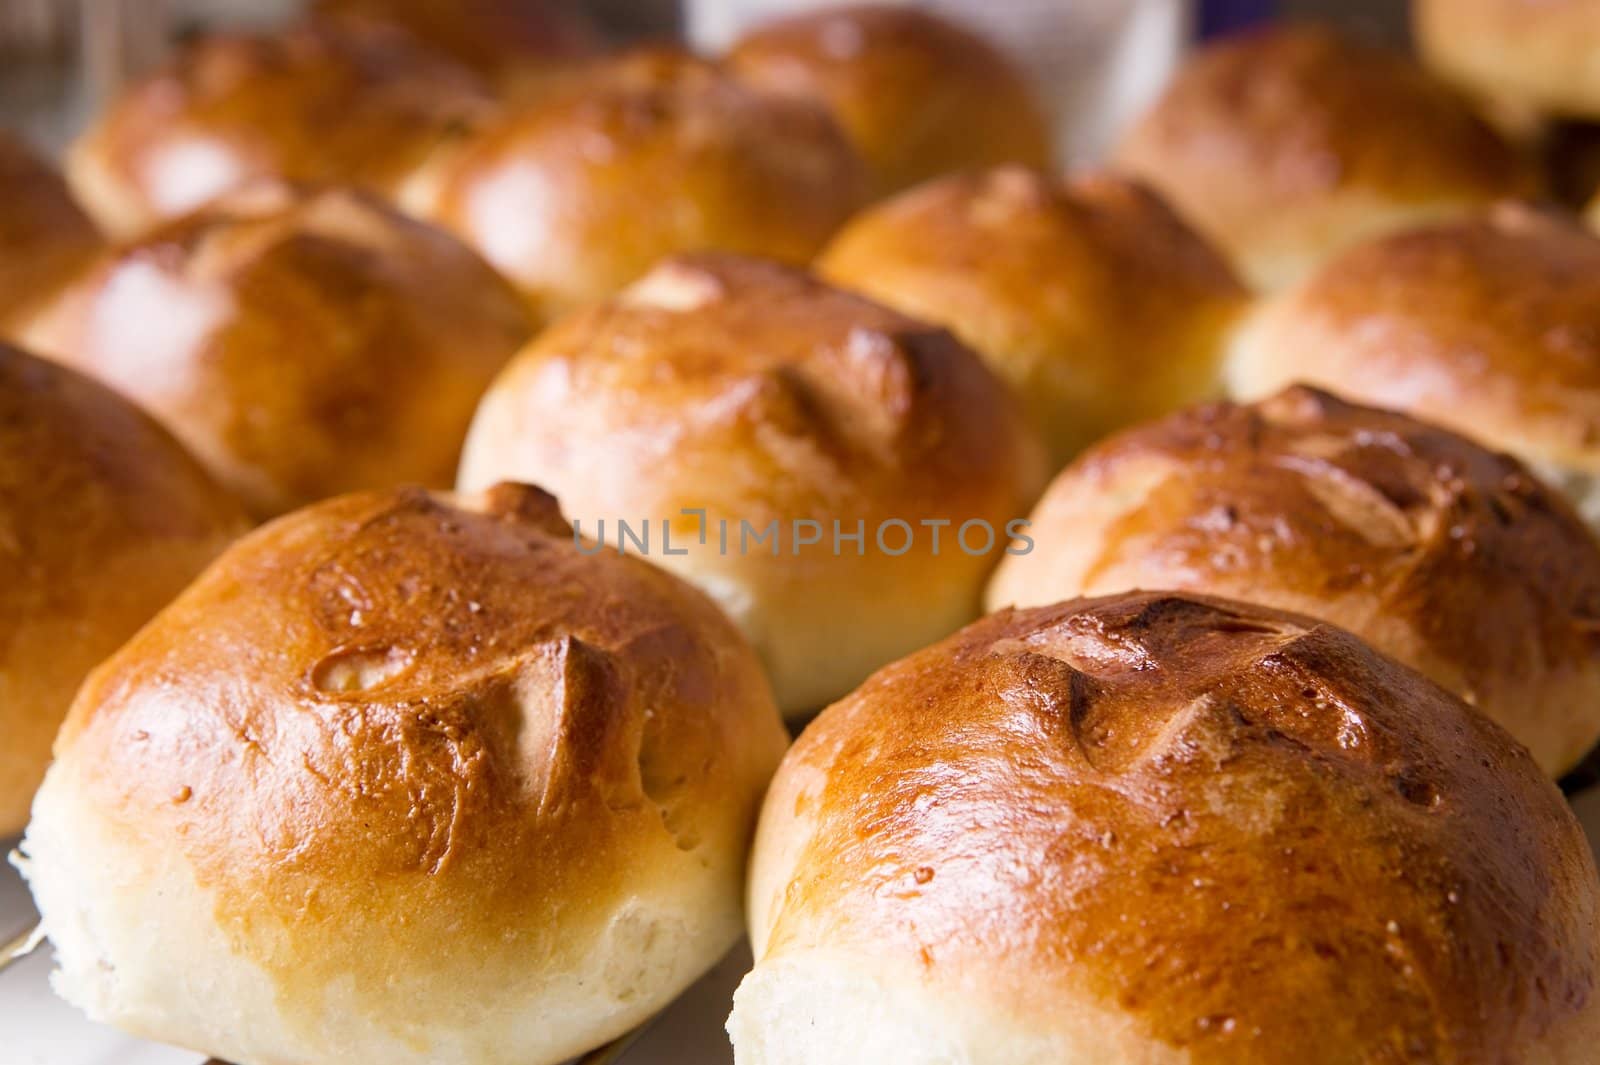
<box><xmin>1114</xmin><ymin>24</ymin><xmax>1538</xmax><ymax>289</ymax></box>
<box><xmin>0</xmin><ymin>341</ymin><xmax>244</xmax><ymax>835</ymax></box>
<box><xmin>820</xmin><ymin>167</ymin><xmax>1248</xmax><ymax>466</ymax></box>
<box><xmin>18</xmin><ymin>182</ymin><xmax>531</xmax><ymax>518</ymax></box>
<box><xmin>1416</xmin><ymin>0</ymin><xmax>1600</xmax><ymax>119</ymax></box>
<box><xmin>750</xmin><ymin>591</ymin><xmax>1600</xmax><ymax>1063</ymax></box>
<box><xmin>52</xmin><ymin>482</ymin><xmax>786</xmax><ymax>1032</ymax></box>
<box><xmin>1229</xmin><ymin>203</ymin><xmax>1600</xmax><ymax>478</ymax></box>
<box><xmin>987</xmin><ymin>385</ymin><xmax>1600</xmax><ymax>776</ymax></box>
<box><xmin>0</xmin><ymin>132</ymin><xmax>100</xmax><ymax>334</ymax></box>
<box><xmin>67</xmin><ymin>20</ymin><xmax>495</xmax><ymax>237</ymax></box>
<box><xmin>726</xmin><ymin>3</ymin><xmax>1053</xmax><ymax>197</ymax></box>
<box><xmin>423</xmin><ymin>47</ymin><xmax>867</xmax><ymax>320</ymax></box>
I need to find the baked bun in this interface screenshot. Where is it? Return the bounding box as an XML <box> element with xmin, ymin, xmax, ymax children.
<box><xmin>1114</xmin><ymin>24</ymin><xmax>1538</xmax><ymax>290</ymax></box>
<box><xmin>458</xmin><ymin>254</ymin><xmax>1045</xmax><ymax>715</ymax></box>
<box><xmin>67</xmin><ymin>21</ymin><xmax>494</xmax><ymax>237</ymax></box>
<box><xmin>1416</xmin><ymin>0</ymin><xmax>1600</xmax><ymax>120</ymax></box>
<box><xmin>19</xmin><ymin>182</ymin><xmax>530</xmax><ymax>519</ymax></box>
<box><xmin>725</xmin><ymin>4</ymin><xmax>1053</xmax><ymax>197</ymax></box>
<box><xmin>820</xmin><ymin>168</ymin><xmax>1248</xmax><ymax>467</ymax></box>
<box><xmin>1229</xmin><ymin>203</ymin><xmax>1600</xmax><ymax>527</ymax></box>
<box><xmin>0</xmin><ymin>133</ymin><xmax>100</xmax><ymax>336</ymax></box>
<box><xmin>21</xmin><ymin>482</ymin><xmax>788</xmax><ymax>1065</ymax></box>
<box><xmin>988</xmin><ymin>386</ymin><xmax>1600</xmax><ymax>776</ymax></box>
<box><xmin>0</xmin><ymin>342</ymin><xmax>243</xmax><ymax>837</ymax></box>
<box><xmin>419</xmin><ymin>47</ymin><xmax>868</xmax><ymax>320</ymax></box>
<box><xmin>732</xmin><ymin>591</ymin><xmax>1600</xmax><ymax>1064</ymax></box>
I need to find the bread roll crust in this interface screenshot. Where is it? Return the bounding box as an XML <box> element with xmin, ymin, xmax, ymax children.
<box><xmin>1416</xmin><ymin>0</ymin><xmax>1600</xmax><ymax>119</ymax></box>
<box><xmin>726</xmin><ymin>4</ymin><xmax>1053</xmax><ymax>197</ymax></box>
<box><xmin>0</xmin><ymin>134</ymin><xmax>100</xmax><ymax>336</ymax></box>
<box><xmin>735</xmin><ymin>592</ymin><xmax>1600</xmax><ymax>1064</ymax></box>
<box><xmin>26</xmin><ymin>483</ymin><xmax>787</xmax><ymax>1065</ymax></box>
<box><xmin>820</xmin><ymin>168</ymin><xmax>1248</xmax><ymax>466</ymax></box>
<box><xmin>312</xmin><ymin>0</ymin><xmax>599</xmax><ymax>82</ymax></box>
<box><xmin>19</xmin><ymin>182</ymin><xmax>530</xmax><ymax>518</ymax></box>
<box><xmin>0</xmin><ymin>342</ymin><xmax>244</xmax><ymax>836</ymax></box>
<box><xmin>1114</xmin><ymin>25</ymin><xmax>1538</xmax><ymax>290</ymax></box>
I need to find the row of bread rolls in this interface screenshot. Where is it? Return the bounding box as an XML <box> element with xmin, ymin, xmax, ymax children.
<box><xmin>6</xmin><ymin>1</ymin><xmax>1600</xmax><ymax>1063</ymax></box>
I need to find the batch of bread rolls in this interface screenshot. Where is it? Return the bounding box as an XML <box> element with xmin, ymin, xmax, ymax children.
<box><xmin>6</xmin><ymin>1</ymin><xmax>1600</xmax><ymax>1062</ymax></box>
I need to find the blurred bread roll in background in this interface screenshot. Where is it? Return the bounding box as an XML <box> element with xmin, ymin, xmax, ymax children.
<box><xmin>21</xmin><ymin>483</ymin><xmax>787</xmax><ymax>1065</ymax></box>
<box><xmin>725</xmin><ymin>3</ymin><xmax>1054</xmax><ymax>197</ymax></box>
<box><xmin>458</xmin><ymin>254</ymin><xmax>1044</xmax><ymax>716</ymax></box>
<box><xmin>988</xmin><ymin>386</ymin><xmax>1600</xmax><ymax>776</ymax></box>
<box><xmin>820</xmin><ymin>168</ymin><xmax>1248</xmax><ymax>468</ymax></box>
<box><xmin>1114</xmin><ymin>24</ymin><xmax>1538</xmax><ymax>291</ymax></box>
<box><xmin>19</xmin><ymin>182</ymin><xmax>530</xmax><ymax>518</ymax></box>
<box><xmin>1415</xmin><ymin>0</ymin><xmax>1600</xmax><ymax>122</ymax></box>
<box><xmin>0</xmin><ymin>342</ymin><xmax>244</xmax><ymax>837</ymax></box>
<box><xmin>67</xmin><ymin>20</ymin><xmax>495</xmax><ymax>237</ymax></box>
<box><xmin>0</xmin><ymin>133</ymin><xmax>100</xmax><ymax>338</ymax></box>
<box><xmin>1229</xmin><ymin>204</ymin><xmax>1600</xmax><ymax>529</ymax></box>
<box><xmin>732</xmin><ymin>592</ymin><xmax>1600</xmax><ymax>1064</ymax></box>
<box><xmin>419</xmin><ymin>47</ymin><xmax>867</xmax><ymax>322</ymax></box>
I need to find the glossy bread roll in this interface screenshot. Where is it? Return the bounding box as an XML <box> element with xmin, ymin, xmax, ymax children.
<box><xmin>458</xmin><ymin>254</ymin><xmax>1045</xmax><ymax>716</ymax></box>
<box><xmin>0</xmin><ymin>133</ymin><xmax>100</xmax><ymax>336</ymax></box>
<box><xmin>19</xmin><ymin>182</ymin><xmax>530</xmax><ymax>518</ymax></box>
<box><xmin>726</xmin><ymin>4</ymin><xmax>1053</xmax><ymax>197</ymax></box>
<box><xmin>820</xmin><ymin>168</ymin><xmax>1248</xmax><ymax>467</ymax></box>
<box><xmin>1114</xmin><ymin>24</ymin><xmax>1537</xmax><ymax>290</ymax></box>
<box><xmin>67</xmin><ymin>21</ymin><xmax>494</xmax><ymax>237</ymax></box>
<box><xmin>988</xmin><ymin>386</ymin><xmax>1600</xmax><ymax>776</ymax></box>
<box><xmin>420</xmin><ymin>48</ymin><xmax>868</xmax><ymax>321</ymax></box>
<box><xmin>1416</xmin><ymin>0</ymin><xmax>1600</xmax><ymax>120</ymax></box>
<box><xmin>1229</xmin><ymin>203</ymin><xmax>1600</xmax><ymax>528</ymax></box>
<box><xmin>731</xmin><ymin>592</ymin><xmax>1600</xmax><ymax>1064</ymax></box>
<box><xmin>21</xmin><ymin>483</ymin><xmax>788</xmax><ymax>1065</ymax></box>
<box><xmin>0</xmin><ymin>342</ymin><xmax>244</xmax><ymax>837</ymax></box>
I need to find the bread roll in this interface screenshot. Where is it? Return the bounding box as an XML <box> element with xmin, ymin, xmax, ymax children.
<box><xmin>988</xmin><ymin>386</ymin><xmax>1600</xmax><ymax>776</ymax></box>
<box><xmin>20</xmin><ymin>482</ymin><xmax>788</xmax><ymax>1065</ymax></box>
<box><xmin>1416</xmin><ymin>0</ymin><xmax>1600</xmax><ymax>120</ymax></box>
<box><xmin>0</xmin><ymin>342</ymin><xmax>243</xmax><ymax>837</ymax></box>
<box><xmin>18</xmin><ymin>182</ymin><xmax>530</xmax><ymax>519</ymax></box>
<box><xmin>67</xmin><ymin>21</ymin><xmax>494</xmax><ymax>237</ymax></box>
<box><xmin>820</xmin><ymin>168</ymin><xmax>1248</xmax><ymax>468</ymax></box>
<box><xmin>0</xmin><ymin>133</ymin><xmax>100</xmax><ymax>338</ymax></box>
<box><xmin>458</xmin><ymin>254</ymin><xmax>1045</xmax><ymax>715</ymax></box>
<box><xmin>419</xmin><ymin>47</ymin><xmax>868</xmax><ymax>321</ymax></box>
<box><xmin>731</xmin><ymin>591</ymin><xmax>1600</xmax><ymax>1064</ymax></box>
<box><xmin>1229</xmin><ymin>203</ymin><xmax>1600</xmax><ymax>528</ymax></box>
<box><xmin>725</xmin><ymin>4</ymin><xmax>1053</xmax><ymax>197</ymax></box>
<box><xmin>1114</xmin><ymin>24</ymin><xmax>1538</xmax><ymax>290</ymax></box>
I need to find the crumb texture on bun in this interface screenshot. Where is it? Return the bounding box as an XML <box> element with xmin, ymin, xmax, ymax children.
<box><xmin>726</xmin><ymin>4</ymin><xmax>1053</xmax><ymax>196</ymax></box>
<box><xmin>459</xmin><ymin>253</ymin><xmax>1045</xmax><ymax>715</ymax></box>
<box><xmin>22</xmin><ymin>483</ymin><xmax>788</xmax><ymax>1065</ymax></box>
<box><xmin>421</xmin><ymin>48</ymin><xmax>867</xmax><ymax>321</ymax></box>
<box><xmin>19</xmin><ymin>182</ymin><xmax>530</xmax><ymax>518</ymax></box>
<box><xmin>1114</xmin><ymin>24</ymin><xmax>1538</xmax><ymax>290</ymax></box>
<box><xmin>1416</xmin><ymin>0</ymin><xmax>1600</xmax><ymax>120</ymax></box>
<box><xmin>0</xmin><ymin>133</ymin><xmax>101</xmax><ymax>336</ymax></box>
<box><xmin>0</xmin><ymin>342</ymin><xmax>244</xmax><ymax>837</ymax></box>
<box><xmin>820</xmin><ymin>168</ymin><xmax>1247</xmax><ymax>467</ymax></box>
<box><xmin>988</xmin><ymin>386</ymin><xmax>1600</xmax><ymax>776</ymax></box>
<box><xmin>732</xmin><ymin>592</ymin><xmax>1600</xmax><ymax>1065</ymax></box>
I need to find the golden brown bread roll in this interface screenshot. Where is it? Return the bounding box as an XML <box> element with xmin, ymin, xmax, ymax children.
<box><xmin>1415</xmin><ymin>0</ymin><xmax>1600</xmax><ymax>121</ymax></box>
<box><xmin>725</xmin><ymin>3</ymin><xmax>1054</xmax><ymax>197</ymax></box>
<box><xmin>819</xmin><ymin>168</ymin><xmax>1248</xmax><ymax>468</ymax></box>
<box><xmin>1229</xmin><ymin>203</ymin><xmax>1600</xmax><ymax>528</ymax></box>
<box><xmin>987</xmin><ymin>386</ymin><xmax>1600</xmax><ymax>776</ymax></box>
<box><xmin>18</xmin><ymin>182</ymin><xmax>530</xmax><ymax>519</ymax></box>
<box><xmin>20</xmin><ymin>482</ymin><xmax>787</xmax><ymax>1064</ymax></box>
<box><xmin>1114</xmin><ymin>24</ymin><xmax>1539</xmax><ymax>291</ymax></box>
<box><xmin>458</xmin><ymin>254</ymin><xmax>1045</xmax><ymax>716</ymax></box>
<box><xmin>0</xmin><ymin>132</ymin><xmax>101</xmax><ymax>337</ymax></box>
<box><xmin>67</xmin><ymin>21</ymin><xmax>495</xmax><ymax>237</ymax></box>
<box><xmin>0</xmin><ymin>342</ymin><xmax>244</xmax><ymax>837</ymax></box>
<box><xmin>731</xmin><ymin>591</ymin><xmax>1600</xmax><ymax>1064</ymax></box>
<box><xmin>419</xmin><ymin>47</ymin><xmax>868</xmax><ymax>320</ymax></box>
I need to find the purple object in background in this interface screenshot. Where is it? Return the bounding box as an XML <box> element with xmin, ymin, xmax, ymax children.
<box><xmin>1200</xmin><ymin>0</ymin><xmax>1274</xmax><ymax>36</ymax></box>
